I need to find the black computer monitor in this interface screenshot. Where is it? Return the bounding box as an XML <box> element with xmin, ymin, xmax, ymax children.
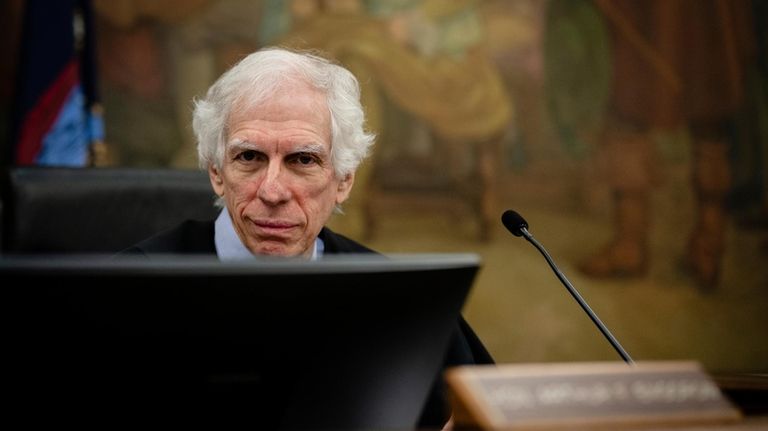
<box><xmin>1</xmin><ymin>253</ymin><xmax>480</xmax><ymax>429</ymax></box>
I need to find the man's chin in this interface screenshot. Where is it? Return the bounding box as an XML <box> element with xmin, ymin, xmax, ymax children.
<box><xmin>249</xmin><ymin>241</ymin><xmax>308</xmax><ymax>259</ymax></box>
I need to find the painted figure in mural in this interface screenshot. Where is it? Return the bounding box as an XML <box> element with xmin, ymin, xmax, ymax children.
<box><xmin>275</xmin><ymin>0</ymin><xmax>513</xmax><ymax>239</ymax></box>
<box><xmin>550</xmin><ymin>0</ymin><xmax>757</xmax><ymax>290</ymax></box>
<box><xmin>92</xmin><ymin>0</ymin><xmax>268</xmax><ymax>167</ymax></box>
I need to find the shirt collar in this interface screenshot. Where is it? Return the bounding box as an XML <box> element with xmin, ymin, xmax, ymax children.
<box><xmin>214</xmin><ymin>208</ymin><xmax>323</xmax><ymax>261</ymax></box>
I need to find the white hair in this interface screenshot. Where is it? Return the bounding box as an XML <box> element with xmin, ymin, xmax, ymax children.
<box><xmin>192</xmin><ymin>47</ymin><xmax>375</xmax><ymax>179</ymax></box>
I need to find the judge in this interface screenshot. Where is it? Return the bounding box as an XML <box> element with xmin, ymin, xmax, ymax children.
<box><xmin>122</xmin><ymin>47</ymin><xmax>492</xmax><ymax>428</ymax></box>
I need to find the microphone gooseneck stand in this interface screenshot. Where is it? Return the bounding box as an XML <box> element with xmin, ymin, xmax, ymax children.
<box><xmin>502</xmin><ymin>210</ymin><xmax>635</xmax><ymax>365</ymax></box>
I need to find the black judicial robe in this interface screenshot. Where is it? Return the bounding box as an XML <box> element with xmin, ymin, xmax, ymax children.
<box><xmin>122</xmin><ymin>219</ymin><xmax>494</xmax><ymax>428</ymax></box>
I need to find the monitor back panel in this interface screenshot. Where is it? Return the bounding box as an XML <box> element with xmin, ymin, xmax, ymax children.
<box><xmin>2</xmin><ymin>255</ymin><xmax>479</xmax><ymax>429</ymax></box>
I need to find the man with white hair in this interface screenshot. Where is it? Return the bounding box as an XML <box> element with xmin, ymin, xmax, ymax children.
<box><xmin>127</xmin><ymin>47</ymin><xmax>375</xmax><ymax>258</ymax></box>
<box><xmin>123</xmin><ymin>47</ymin><xmax>492</xmax><ymax>427</ymax></box>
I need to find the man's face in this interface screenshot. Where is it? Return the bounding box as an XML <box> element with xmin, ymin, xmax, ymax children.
<box><xmin>209</xmin><ymin>82</ymin><xmax>354</xmax><ymax>258</ymax></box>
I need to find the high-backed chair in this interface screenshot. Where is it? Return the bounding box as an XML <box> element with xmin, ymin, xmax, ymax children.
<box><xmin>1</xmin><ymin>167</ymin><xmax>219</xmax><ymax>254</ymax></box>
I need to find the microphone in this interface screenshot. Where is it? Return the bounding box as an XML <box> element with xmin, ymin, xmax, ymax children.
<box><xmin>502</xmin><ymin>210</ymin><xmax>634</xmax><ymax>364</ymax></box>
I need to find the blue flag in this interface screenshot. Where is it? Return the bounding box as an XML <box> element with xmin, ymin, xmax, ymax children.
<box><xmin>13</xmin><ymin>0</ymin><xmax>102</xmax><ymax>167</ymax></box>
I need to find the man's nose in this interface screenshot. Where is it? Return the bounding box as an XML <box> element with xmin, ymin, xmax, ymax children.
<box><xmin>257</xmin><ymin>163</ymin><xmax>291</xmax><ymax>205</ymax></box>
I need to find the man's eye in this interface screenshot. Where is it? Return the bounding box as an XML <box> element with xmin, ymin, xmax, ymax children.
<box><xmin>237</xmin><ymin>150</ymin><xmax>261</xmax><ymax>162</ymax></box>
<box><xmin>293</xmin><ymin>153</ymin><xmax>318</xmax><ymax>166</ymax></box>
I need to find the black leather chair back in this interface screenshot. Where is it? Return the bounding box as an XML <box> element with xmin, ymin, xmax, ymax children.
<box><xmin>1</xmin><ymin>167</ymin><xmax>219</xmax><ymax>253</ymax></box>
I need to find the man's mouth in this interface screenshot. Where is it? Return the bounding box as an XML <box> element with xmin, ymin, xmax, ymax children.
<box><xmin>252</xmin><ymin>219</ymin><xmax>299</xmax><ymax>235</ymax></box>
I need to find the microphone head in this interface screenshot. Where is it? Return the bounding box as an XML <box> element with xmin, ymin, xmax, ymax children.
<box><xmin>501</xmin><ymin>210</ymin><xmax>528</xmax><ymax>237</ymax></box>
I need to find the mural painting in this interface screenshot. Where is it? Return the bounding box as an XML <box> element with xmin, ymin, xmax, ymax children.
<box><xmin>2</xmin><ymin>0</ymin><xmax>766</xmax><ymax>373</ymax></box>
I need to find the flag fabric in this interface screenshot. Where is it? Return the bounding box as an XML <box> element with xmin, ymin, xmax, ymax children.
<box><xmin>13</xmin><ymin>0</ymin><xmax>102</xmax><ymax>167</ymax></box>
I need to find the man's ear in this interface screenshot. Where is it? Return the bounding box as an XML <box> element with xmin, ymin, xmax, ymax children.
<box><xmin>209</xmin><ymin>164</ymin><xmax>225</xmax><ymax>197</ymax></box>
<box><xmin>335</xmin><ymin>172</ymin><xmax>355</xmax><ymax>205</ymax></box>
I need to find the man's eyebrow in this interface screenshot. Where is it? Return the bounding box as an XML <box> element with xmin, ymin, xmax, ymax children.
<box><xmin>225</xmin><ymin>139</ymin><xmax>327</xmax><ymax>156</ymax></box>
<box><xmin>292</xmin><ymin>142</ymin><xmax>327</xmax><ymax>155</ymax></box>
<box><xmin>227</xmin><ymin>138</ymin><xmax>259</xmax><ymax>151</ymax></box>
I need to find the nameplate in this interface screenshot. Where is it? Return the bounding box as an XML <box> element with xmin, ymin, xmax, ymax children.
<box><xmin>446</xmin><ymin>361</ymin><xmax>742</xmax><ymax>430</ymax></box>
